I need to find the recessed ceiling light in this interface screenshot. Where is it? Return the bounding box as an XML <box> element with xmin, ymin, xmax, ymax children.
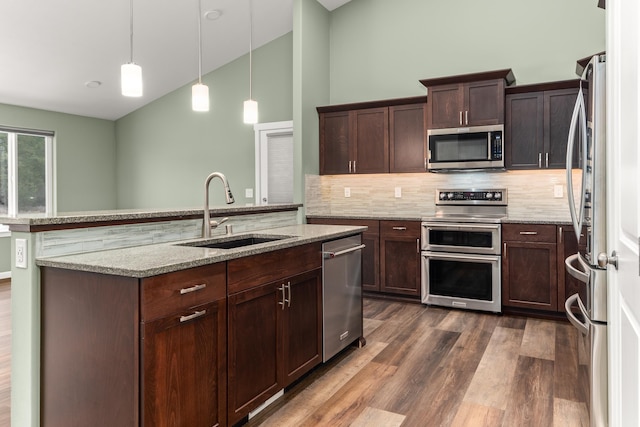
<box><xmin>205</xmin><ymin>9</ymin><xmax>222</xmax><ymax>20</ymax></box>
<box><xmin>85</xmin><ymin>81</ymin><xmax>102</xmax><ymax>88</ymax></box>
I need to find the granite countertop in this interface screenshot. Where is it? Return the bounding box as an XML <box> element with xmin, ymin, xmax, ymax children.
<box><xmin>307</xmin><ymin>213</ymin><xmax>572</xmax><ymax>225</ymax></box>
<box><xmin>1</xmin><ymin>203</ymin><xmax>302</xmax><ymax>228</ymax></box>
<box><xmin>306</xmin><ymin>214</ymin><xmax>424</xmax><ymax>221</ymax></box>
<box><xmin>35</xmin><ymin>224</ymin><xmax>365</xmax><ymax>278</ymax></box>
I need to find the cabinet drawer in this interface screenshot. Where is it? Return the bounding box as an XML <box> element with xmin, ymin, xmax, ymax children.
<box><xmin>142</xmin><ymin>263</ymin><xmax>226</xmax><ymax>321</ymax></box>
<box><xmin>380</xmin><ymin>220</ymin><xmax>420</xmax><ymax>237</ymax></box>
<box><xmin>502</xmin><ymin>224</ymin><xmax>556</xmax><ymax>243</ymax></box>
<box><xmin>227</xmin><ymin>243</ymin><xmax>322</xmax><ymax>294</ymax></box>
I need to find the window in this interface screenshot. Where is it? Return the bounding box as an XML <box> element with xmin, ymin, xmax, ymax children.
<box><xmin>0</xmin><ymin>127</ymin><xmax>53</xmax><ymax>216</ymax></box>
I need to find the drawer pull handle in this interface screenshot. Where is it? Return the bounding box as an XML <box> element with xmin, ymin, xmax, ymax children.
<box><xmin>392</xmin><ymin>226</ymin><xmax>407</xmax><ymax>231</ymax></box>
<box><xmin>519</xmin><ymin>231</ymin><xmax>538</xmax><ymax>235</ymax></box>
<box><xmin>180</xmin><ymin>283</ymin><xmax>207</xmax><ymax>294</ymax></box>
<box><xmin>180</xmin><ymin>310</ymin><xmax>206</xmax><ymax>323</ymax></box>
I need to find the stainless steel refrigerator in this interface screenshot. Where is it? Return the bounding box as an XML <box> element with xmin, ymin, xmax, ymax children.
<box><xmin>565</xmin><ymin>53</ymin><xmax>608</xmax><ymax>427</ymax></box>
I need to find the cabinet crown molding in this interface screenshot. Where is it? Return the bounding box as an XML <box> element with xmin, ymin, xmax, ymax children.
<box><xmin>419</xmin><ymin>69</ymin><xmax>515</xmax><ymax>88</ymax></box>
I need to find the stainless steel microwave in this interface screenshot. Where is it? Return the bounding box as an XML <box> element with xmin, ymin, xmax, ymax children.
<box><xmin>427</xmin><ymin>124</ymin><xmax>504</xmax><ymax>172</ymax></box>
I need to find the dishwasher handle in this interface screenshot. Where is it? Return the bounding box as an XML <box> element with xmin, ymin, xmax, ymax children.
<box><xmin>323</xmin><ymin>244</ymin><xmax>366</xmax><ymax>259</ymax></box>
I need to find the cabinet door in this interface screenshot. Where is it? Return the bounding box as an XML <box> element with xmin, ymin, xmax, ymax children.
<box><xmin>505</xmin><ymin>92</ymin><xmax>544</xmax><ymax>169</ymax></box>
<box><xmin>227</xmin><ymin>283</ymin><xmax>280</xmax><ymax>425</ymax></box>
<box><xmin>502</xmin><ymin>241</ymin><xmax>558</xmax><ymax>311</ymax></box>
<box><xmin>353</xmin><ymin>107</ymin><xmax>389</xmax><ymax>173</ymax></box>
<box><xmin>465</xmin><ymin>79</ymin><xmax>505</xmax><ymax>126</ymax></box>
<box><xmin>282</xmin><ymin>269</ymin><xmax>323</xmax><ymax>386</ymax></box>
<box><xmin>544</xmin><ymin>88</ymin><xmax>579</xmax><ymax>169</ymax></box>
<box><xmin>428</xmin><ymin>84</ymin><xmax>464</xmax><ymax>129</ymax></box>
<box><xmin>380</xmin><ymin>221</ymin><xmax>421</xmax><ymax>297</ymax></box>
<box><xmin>389</xmin><ymin>103</ymin><xmax>427</xmax><ymax>173</ymax></box>
<box><xmin>319</xmin><ymin>111</ymin><xmax>351</xmax><ymax>175</ymax></box>
<box><xmin>143</xmin><ymin>300</ymin><xmax>226</xmax><ymax>427</ymax></box>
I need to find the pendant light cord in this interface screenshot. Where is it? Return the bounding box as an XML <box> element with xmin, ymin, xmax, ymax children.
<box><xmin>248</xmin><ymin>0</ymin><xmax>253</xmax><ymax>99</ymax></box>
<box><xmin>197</xmin><ymin>0</ymin><xmax>203</xmax><ymax>84</ymax></box>
<box><xmin>129</xmin><ymin>0</ymin><xmax>134</xmax><ymax>63</ymax></box>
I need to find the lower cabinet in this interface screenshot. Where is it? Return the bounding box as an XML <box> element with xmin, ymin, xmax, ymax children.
<box><xmin>226</xmin><ymin>245</ymin><xmax>322</xmax><ymax>425</ymax></box>
<box><xmin>379</xmin><ymin>220</ymin><xmax>421</xmax><ymax>297</ymax></box>
<box><xmin>502</xmin><ymin>223</ymin><xmax>584</xmax><ymax>315</ymax></box>
<box><xmin>307</xmin><ymin>217</ymin><xmax>421</xmax><ymax>299</ymax></box>
<box><xmin>40</xmin><ymin>263</ymin><xmax>228</xmax><ymax>427</ymax></box>
<box><xmin>502</xmin><ymin>223</ymin><xmax>558</xmax><ymax>311</ymax></box>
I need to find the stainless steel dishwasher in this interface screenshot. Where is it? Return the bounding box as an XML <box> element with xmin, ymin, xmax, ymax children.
<box><xmin>322</xmin><ymin>234</ymin><xmax>365</xmax><ymax>362</ymax></box>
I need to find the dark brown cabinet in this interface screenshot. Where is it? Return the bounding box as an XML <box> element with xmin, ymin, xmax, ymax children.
<box><xmin>40</xmin><ymin>264</ymin><xmax>228</xmax><ymax>427</ymax></box>
<box><xmin>306</xmin><ymin>218</ymin><xmax>380</xmax><ymax>292</ymax></box>
<box><xmin>226</xmin><ymin>244</ymin><xmax>322</xmax><ymax>425</ymax></box>
<box><xmin>389</xmin><ymin>103</ymin><xmax>427</xmax><ymax>173</ymax></box>
<box><xmin>502</xmin><ymin>223</ymin><xmax>558</xmax><ymax>311</ymax></box>
<box><xmin>505</xmin><ymin>83</ymin><xmax>579</xmax><ymax>169</ymax></box>
<box><xmin>420</xmin><ymin>70</ymin><xmax>514</xmax><ymax>129</ymax></box>
<box><xmin>318</xmin><ymin>97</ymin><xmax>427</xmax><ymax>175</ymax></box>
<box><xmin>380</xmin><ymin>220</ymin><xmax>421</xmax><ymax>297</ymax></box>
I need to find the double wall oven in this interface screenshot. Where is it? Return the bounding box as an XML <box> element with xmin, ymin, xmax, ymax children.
<box><xmin>421</xmin><ymin>189</ymin><xmax>507</xmax><ymax>313</ymax></box>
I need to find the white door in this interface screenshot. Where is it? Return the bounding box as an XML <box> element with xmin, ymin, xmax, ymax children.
<box><xmin>254</xmin><ymin>121</ymin><xmax>294</xmax><ymax>205</ymax></box>
<box><xmin>607</xmin><ymin>2</ymin><xmax>640</xmax><ymax>426</ymax></box>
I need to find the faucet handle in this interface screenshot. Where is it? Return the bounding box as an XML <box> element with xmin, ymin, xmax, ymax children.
<box><xmin>209</xmin><ymin>217</ymin><xmax>229</xmax><ymax>229</ymax></box>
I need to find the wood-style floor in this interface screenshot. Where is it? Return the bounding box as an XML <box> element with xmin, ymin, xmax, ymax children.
<box><xmin>0</xmin><ymin>281</ymin><xmax>10</xmax><ymax>427</ymax></box>
<box><xmin>246</xmin><ymin>298</ymin><xmax>589</xmax><ymax>427</ymax></box>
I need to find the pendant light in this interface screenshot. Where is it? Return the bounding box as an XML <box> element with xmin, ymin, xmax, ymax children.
<box><xmin>243</xmin><ymin>0</ymin><xmax>258</xmax><ymax>124</ymax></box>
<box><xmin>121</xmin><ymin>0</ymin><xmax>143</xmax><ymax>97</ymax></box>
<box><xmin>192</xmin><ymin>0</ymin><xmax>210</xmax><ymax>112</ymax></box>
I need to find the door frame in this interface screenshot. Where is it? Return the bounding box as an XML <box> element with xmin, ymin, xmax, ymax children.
<box><xmin>253</xmin><ymin>121</ymin><xmax>294</xmax><ymax>205</ymax></box>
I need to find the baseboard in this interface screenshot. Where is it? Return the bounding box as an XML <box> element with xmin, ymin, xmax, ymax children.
<box><xmin>0</xmin><ymin>271</ymin><xmax>11</xmax><ymax>281</ymax></box>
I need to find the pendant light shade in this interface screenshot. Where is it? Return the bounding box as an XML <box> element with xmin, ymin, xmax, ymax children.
<box><xmin>121</xmin><ymin>62</ymin><xmax>142</xmax><ymax>97</ymax></box>
<box><xmin>192</xmin><ymin>83</ymin><xmax>210</xmax><ymax>112</ymax></box>
<box><xmin>192</xmin><ymin>0</ymin><xmax>209</xmax><ymax>112</ymax></box>
<box><xmin>121</xmin><ymin>0</ymin><xmax>142</xmax><ymax>97</ymax></box>
<box><xmin>243</xmin><ymin>0</ymin><xmax>258</xmax><ymax>124</ymax></box>
<box><xmin>243</xmin><ymin>99</ymin><xmax>258</xmax><ymax>124</ymax></box>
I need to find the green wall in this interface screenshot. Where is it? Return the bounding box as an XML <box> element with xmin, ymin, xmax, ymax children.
<box><xmin>328</xmin><ymin>0</ymin><xmax>606</xmax><ymax>104</ymax></box>
<box><xmin>293</xmin><ymin>0</ymin><xmax>330</xmax><ymax>211</ymax></box>
<box><xmin>0</xmin><ymin>235</ymin><xmax>9</xmax><ymax>272</ymax></box>
<box><xmin>115</xmin><ymin>32</ymin><xmax>294</xmax><ymax>209</ymax></box>
<box><xmin>0</xmin><ymin>103</ymin><xmax>117</xmax><ymax>212</ymax></box>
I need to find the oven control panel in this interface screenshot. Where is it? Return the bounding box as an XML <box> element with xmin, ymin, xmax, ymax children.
<box><xmin>436</xmin><ymin>189</ymin><xmax>508</xmax><ymax>205</ymax></box>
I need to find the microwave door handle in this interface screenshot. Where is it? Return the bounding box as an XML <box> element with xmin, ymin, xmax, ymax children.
<box><xmin>487</xmin><ymin>133</ymin><xmax>492</xmax><ymax>160</ymax></box>
<box><xmin>566</xmin><ymin>87</ymin><xmax>584</xmax><ymax>241</ymax></box>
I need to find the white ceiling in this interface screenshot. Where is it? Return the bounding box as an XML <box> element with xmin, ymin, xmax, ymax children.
<box><xmin>0</xmin><ymin>0</ymin><xmax>351</xmax><ymax>121</ymax></box>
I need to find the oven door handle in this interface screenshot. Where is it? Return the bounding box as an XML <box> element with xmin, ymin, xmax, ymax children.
<box><xmin>422</xmin><ymin>223</ymin><xmax>501</xmax><ymax>233</ymax></box>
<box><xmin>422</xmin><ymin>252</ymin><xmax>499</xmax><ymax>263</ymax></box>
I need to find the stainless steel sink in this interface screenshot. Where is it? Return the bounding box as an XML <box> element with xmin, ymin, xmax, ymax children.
<box><xmin>177</xmin><ymin>234</ymin><xmax>293</xmax><ymax>250</ymax></box>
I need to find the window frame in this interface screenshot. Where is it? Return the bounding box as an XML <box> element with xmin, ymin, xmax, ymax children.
<box><xmin>1</xmin><ymin>126</ymin><xmax>54</xmax><ymax>217</ymax></box>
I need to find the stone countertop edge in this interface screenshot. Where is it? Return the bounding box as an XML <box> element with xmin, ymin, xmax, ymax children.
<box><xmin>35</xmin><ymin>224</ymin><xmax>366</xmax><ymax>279</ymax></box>
<box><xmin>0</xmin><ymin>203</ymin><xmax>303</xmax><ymax>226</ymax></box>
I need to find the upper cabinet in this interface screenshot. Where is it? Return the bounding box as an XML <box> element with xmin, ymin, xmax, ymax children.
<box><xmin>505</xmin><ymin>81</ymin><xmax>580</xmax><ymax>169</ymax></box>
<box><xmin>420</xmin><ymin>69</ymin><xmax>515</xmax><ymax>129</ymax></box>
<box><xmin>318</xmin><ymin>97</ymin><xmax>427</xmax><ymax>175</ymax></box>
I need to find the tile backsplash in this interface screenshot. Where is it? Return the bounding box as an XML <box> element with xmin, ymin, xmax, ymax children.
<box><xmin>305</xmin><ymin>169</ymin><xmax>581</xmax><ymax>222</ymax></box>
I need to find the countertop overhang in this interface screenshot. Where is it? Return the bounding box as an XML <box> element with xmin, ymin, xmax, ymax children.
<box><xmin>36</xmin><ymin>224</ymin><xmax>366</xmax><ymax>278</ymax></box>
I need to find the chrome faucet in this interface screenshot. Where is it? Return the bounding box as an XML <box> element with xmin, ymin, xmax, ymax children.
<box><xmin>203</xmin><ymin>172</ymin><xmax>235</xmax><ymax>238</ymax></box>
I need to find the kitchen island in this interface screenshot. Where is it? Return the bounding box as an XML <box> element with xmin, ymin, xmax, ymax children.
<box><xmin>2</xmin><ymin>204</ymin><xmax>365</xmax><ymax>427</ymax></box>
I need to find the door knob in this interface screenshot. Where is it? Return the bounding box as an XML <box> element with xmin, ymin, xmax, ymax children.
<box><xmin>597</xmin><ymin>250</ymin><xmax>618</xmax><ymax>269</ymax></box>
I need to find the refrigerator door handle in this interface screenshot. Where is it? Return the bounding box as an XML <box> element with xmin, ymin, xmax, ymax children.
<box><xmin>565</xmin><ymin>253</ymin><xmax>590</xmax><ymax>284</ymax></box>
<box><xmin>566</xmin><ymin>87</ymin><xmax>587</xmax><ymax>241</ymax></box>
<box><xmin>565</xmin><ymin>293</ymin><xmax>589</xmax><ymax>335</ymax></box>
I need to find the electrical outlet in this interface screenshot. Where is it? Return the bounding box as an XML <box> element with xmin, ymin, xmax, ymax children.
<box><xmin>245</xmin><ymin>188</ymin><xmax>253</xmax><ymax>198</ymax></box>
<box><xmin>15</xmin><ymin>238</ymin><xmax>27</xmax><ymax>269</ymax></box>
<box><xmin>554</xmin><ymin>185</ymin><xmax>563</xmax><ymax>198</ymax></box>
<box><xmin>395</xmin><ymin>187</ymin><xmax>402</xmax><ymax>198</ymax></box>
<box><xmin>344</xmin><ymin>187</ymin><xmax>351</xmax><ymax>198</ymax></box>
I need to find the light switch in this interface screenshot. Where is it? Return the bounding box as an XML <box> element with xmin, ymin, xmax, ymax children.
<box><xmin>245</xmin><ymin>188</ymin><xmax>253</xmax><ymax>198</ymax></box>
